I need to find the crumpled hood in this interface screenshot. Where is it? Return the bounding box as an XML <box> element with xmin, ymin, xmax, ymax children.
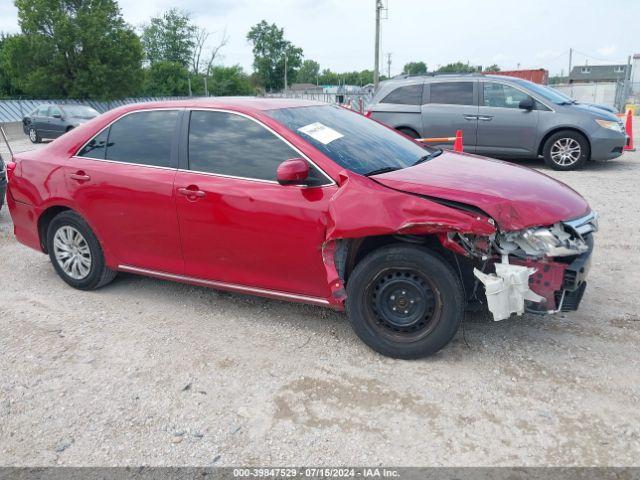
<box><xmin>373</xmin><ymin>151</ymin><xmax>590</xmax><ymax>231</ymax></box>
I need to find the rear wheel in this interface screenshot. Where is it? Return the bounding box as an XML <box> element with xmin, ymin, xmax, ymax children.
<box><xmin>28</xmin><ymin>127</ymin><xmax>41</xmax><ymax>144</ymax></box>
<box><xmin>543</xmin><ymin>130</ymin><xmax>589</xmax><ymax>170</ymax></box>
<box><xmin>46</xmin><ymin>211</ymin><xmax>116</xmax><ymax>290</ymax></box>
<box><xmin>346</xmin><ymin>245</ymin><xmax>464</xmax><ymax>359</ymax></box>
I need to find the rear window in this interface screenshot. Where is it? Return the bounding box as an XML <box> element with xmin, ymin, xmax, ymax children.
<box><xmin>381</xmin><ymin>84</ymin><xmax>423</xmax><ymax>105</ymax></box>
<box><xmin>429</xmin><ymin>82</ymin><xmax>474</xmax><ymax>105</ymax></box>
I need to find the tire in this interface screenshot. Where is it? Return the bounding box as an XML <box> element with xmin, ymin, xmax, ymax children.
<box><xmin>346</xmin><ymin>244</ymin><xmax>464</xmax><ymax>359</ymax></box>
<box><xmin>542</xmin><ymin>130</ymin><xmax>590</xmax><ymax>171</ymax></box>
<box><xmin>397</xmin><ymin>127</ymin><xmax>420</xmax><ymax>139</ymax></box>
<box><xmin>46</xmin><ymin>211</ymin><xmax>116</xmax><ymax>290</ymax></box>
<box><xmin>28</xmin><ymin>127</ymin><xmax>41</xmax><ymax>144</ymax></box>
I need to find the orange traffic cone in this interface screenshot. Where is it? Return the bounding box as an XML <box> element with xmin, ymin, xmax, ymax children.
<box><xmin>453</xmin><ymin>130</ymin><xmax>464</xmax><ymax>152</ymax></box>
<box><xmin>624</xmin><ymin>110</ymin><xmax>635</xmax><ymax>151</ymax></box>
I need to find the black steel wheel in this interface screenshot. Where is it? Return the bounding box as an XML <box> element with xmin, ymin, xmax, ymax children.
<box><xmin>346</xmin><ymin>244</ymin><xmax>464</xmax><ymax>359</ymax></box>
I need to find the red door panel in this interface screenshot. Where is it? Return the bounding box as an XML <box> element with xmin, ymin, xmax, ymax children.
<box><xmin>174</xmin><ymin>171</ymin><xmax>336</xmax><ymax>298</ymax></box>
<box><xmin>65</xmin><ymin>158</ymin><xmax>183</xmax><ymax>274</ymax></box>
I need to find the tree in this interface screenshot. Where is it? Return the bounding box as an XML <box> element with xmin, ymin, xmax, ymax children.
<box><xmin>437</xmin><ymin>62</ymin><xmax>479</xmax><ymax>74</ymax></box>
<box><xmin>142</xmin><ymin>61</ymin><xmax>190</xmax><ymax>96</ymax></box>
<box><xmin>246</xmin><ymin>20</ymin><xmax>303</xmax><ymax>91</ymax></box>
<box><xmin>483</xmin><ymin>64</ymin><xmax>501</xmax><ymax>72</ymax></box>
<box><xmin>191</xmin><ymin>27</ymin><xmax>229</xmax><ymax>76</ymax></box>
<box><xmin>10</xmin><ymin>0</ymin><xmax>143</xmax><ymax>99</ymax></box>
<box><xmin>208</xmin><ymin>65</ymin><xmax>253</xmax><ymax>96</ymax></box>
<box><xmin>403</xmin><ymin>61</ymin><xmax>427</xmax><ymax>75</ymax></box>
<box><xmin>297</xmin><ymin>59</ymin><xmax>320</xmax><ymax>84</ymax></box>
<box><xmin>141</xmin><ymin>8</ymin><xmax>195</xmax><ymax>68</ymax></box>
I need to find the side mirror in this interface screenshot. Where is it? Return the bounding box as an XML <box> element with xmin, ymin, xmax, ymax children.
<box><xmin>519</xmin><ymin>97</ymin><xmax>535</xmax><ymax>110</ymax></box>
<box><xmin>277</xmin><ymin>158</ymin><xmax>310</xmax><ymax>186</ymax></box>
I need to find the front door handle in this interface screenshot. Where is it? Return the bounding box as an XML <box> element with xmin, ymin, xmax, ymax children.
<box><xmin>69</xmin><ymin>171</ymin><xmax>90</xmax><ymax>181</ymax></box>
<box><xmin>478</xmin><ymin>115</ymin><xmax>494</xmax><ymax>121</ymax></box>
<box><xmin>178</xmin><ymin>186</ymin><xmax>206</xmax><ymax>199</ymax></box>
<box><xmin>463</xmin><ymin>114</ymin><xmax>478</xmax><ymax>121</ymax></box>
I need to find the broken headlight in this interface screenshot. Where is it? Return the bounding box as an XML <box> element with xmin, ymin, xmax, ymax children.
<box><xmin>496</xmin><ymin>223</ymin><xmax>589</xmax><ymax>258</ymax></box>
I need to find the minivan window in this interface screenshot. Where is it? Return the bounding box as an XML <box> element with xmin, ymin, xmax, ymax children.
<box><xmin>483</xmin><ymin>83</ymin><xmax>531</xmax><ymax>109</ymax></box>
<box><xmin>105</xmin><ymin>110</ymin><xmax>179</xmax><ymax>167</ymax></box>
<box><xmin>381</xmin><ymin>84</ymin><xmax>423</xmax><ymax>105</ymax></box>
<box><xmin>188</xmin><ymin>110</ymin><xmax>326</xmax><ymax>184</ymax></box>
<box><xmin>267</xmin><ymin>105</ymin><xmax>436</xmax><ymax>176</ymax></box>
<box><xmin>429</xmin><ymin>82</ymin><xmax>474</xmax><ymax>105</ymax></box>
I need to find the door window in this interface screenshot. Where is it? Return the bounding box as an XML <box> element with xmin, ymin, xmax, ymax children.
<box><xmin>36</xmin><ymin>106</ymin><xmax>50</xmax><ymax>116</ymax></box>
<box><xmin>188</xmin><ymin>110</ymin><xmax>327</xmax><ymax>184</ymax></box>
<box><xmin>78</xmin><ymin>129</ymin><xmax>109</xmax><ymax>159</ymax></box>
<box><xmin>381</xmin><ymin>84</ymin><xmax>423</xmax><ymax>105</ymax></box>
<box><xmin>483</xmin><ymin>83</ymin><xmax>531</xmax><ymax>109</ymax></box>
<box><xmin>50</xmin><ymin>106</ymin><xmax>62</xmax><ymax>117</ymax></box>
<box><xmin>429</xmin><ymin>82</ymin><xmax>474</xmax><ymax>105</ymax></box>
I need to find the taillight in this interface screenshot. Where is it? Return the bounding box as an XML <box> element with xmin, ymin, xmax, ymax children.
<box><xmin>6</xmin><ymin>161</ymin><xmax>16</xmax><ymax>182</ymax></box>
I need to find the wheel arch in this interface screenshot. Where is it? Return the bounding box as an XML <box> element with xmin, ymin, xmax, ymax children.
<box><xmin>537</xmin><ymin>126</ymin><xmax>591</xmax><ymax>157</ymax></box>
<box><xmin>38</xmin><ymin>205</ymin><xmax>73</xmax><ymax>252</ymax></box>
<box><xmin>395</xmin><ymin>126</ymin><xmax>421</xmax><ymax>138</ymax></box>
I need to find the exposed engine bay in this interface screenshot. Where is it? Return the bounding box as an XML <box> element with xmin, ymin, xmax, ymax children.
<box><xmin>450</xmin><ymin>212</ymin><xmax>598</xmax><ymax>321</ymax></box>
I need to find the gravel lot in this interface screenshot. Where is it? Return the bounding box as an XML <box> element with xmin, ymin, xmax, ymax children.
<box><xmin>1</xmin><ymin>127</ymin><xmax>639</xmax><ymax>467</ymax></box>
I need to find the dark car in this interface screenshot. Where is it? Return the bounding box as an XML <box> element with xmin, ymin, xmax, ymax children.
<box><xmin>0</xmin><ymin>152</ymin><xmax>6</xmax><ymax>210</ymax></box>
<box><xmin>22</xmin><ymin>104</ymin><xmax>100</xmax><ymax>143</ymax></box>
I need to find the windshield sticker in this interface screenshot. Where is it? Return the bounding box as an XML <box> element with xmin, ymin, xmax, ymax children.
<box><xmin>298</xmin><ymin>122</ymin><xmax>344</xmax><ymax>145</ymax></box>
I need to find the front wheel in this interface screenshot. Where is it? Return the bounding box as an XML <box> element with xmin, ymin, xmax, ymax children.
<box><xmin>346</xmin><ymin>245</ymin><xmax>464</xmax><ymax>359</ymax></box>
<box><xmin>543</xmin><ymin>131</ymin><xmax>590</xmax><ymax>170</ymax></box>
<box><xmin>46</xmin><ymin>211</ymin><xmax>117</xmax><ymax>290</ymax></box>
<box><xmin>28</xmin><ymin>127</ymin><xmax>41</xmax><ymax>144</ymax></box>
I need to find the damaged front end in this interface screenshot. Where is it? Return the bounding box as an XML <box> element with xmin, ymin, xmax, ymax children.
<box><xmin>469</xmin><ymin>211</ymin><xmax>597</xmax><ymax>320</ymax></box>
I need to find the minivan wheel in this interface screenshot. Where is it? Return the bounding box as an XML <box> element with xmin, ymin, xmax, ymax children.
<box><xmin>346</xmin><ymin>245</ymin><xmax>464</xmax><ymax>359</ymax></box>
<box><xmin>28</xmin><ymin>127</ymin><xmax>41</xmax><ymax>144</ymax></box>
<box><xmin>46</xmin><ymin>211</ymin><xmax>117</xmax><ymax>290</ymax></box>
<box><xmin>543</xmin><ymin>131</ymin><xmax>589</xmax><ymax>170</ymax></box>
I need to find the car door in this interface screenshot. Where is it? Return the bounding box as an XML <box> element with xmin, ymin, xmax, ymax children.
<box><xmin>33</xmin><ymin>106</ymin><xmax>50</xmax><ymax>133</ymax></box>
<box><xmin>475</xmin><ymin>81</ymin><xmax>540</xmax><ymax>157</ymax></box>
<box><xmin>421</xmin><ymin>80</ymin><xmax>478</xmax><ymax>151</ymax></box>
<box><xmin>368</xmin><ymin>82</ymin><xmax>424</xmax><ymax>137</ymax></box>
<box><xmin>48</xmin><ymin>105</ymin><xmax>66</xmax><ymax>137</ymax></box>
<box><xmin>67</xmin><ymin>109</ymin><xmax>184</xmax><ymax>274</ymax></box>
<box><xmin>174</xmin><ymin>109</ymin><xmax>336</xmax><ymax>298</ymax></box>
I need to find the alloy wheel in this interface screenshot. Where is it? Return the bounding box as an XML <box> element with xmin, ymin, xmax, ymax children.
<box><xmin>550</xmin><ymin>138</ymin><xmax>581</xmax><ymax>167</ymax></box>
<box><xmin>53</xmin><ymin>225</ymin><xmax>92</xmax><ymax>280</ymax></box>
<box><xmin>29</xmin><ymin>128</ymin><xmax>37</xmax><ymax>142</ymax></box>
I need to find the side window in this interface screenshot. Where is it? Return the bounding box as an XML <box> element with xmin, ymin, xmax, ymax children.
<box><xmin>188</xmin><ymin>110</ymin><xmax>327</xmax><ymax>184</ymax></box>
<box><xmin>429</xmin><ymin>82</ymin><xmax>474</xmax><ymax>105</ymax></box>
<box><xmin>381</xmin><ymin>84</ymin><xmax>423</xmax><ymax>105</ymax></box>
<box><xmin>483</xmin><ymin>83</ymin><xmax>531</xmax><ymax>108</ymax></box>
<box><xmin>78</xmin><ymin>129</ymin><xmax>109</xmax><ymax>159</ymax></box>
<box><xmin>37</xmin><ymin>106</ymin><xmax>49</xmax><ymax>116</ymax></box>
<box><xmin>50</xmin><ymin>106</ymin><xmax>62</xmax><ymax>117</ymax></box>
<box><xmin>105</xmin><ymin>110</ymin><xmax>179</xmax><ymax>168</ymax></box>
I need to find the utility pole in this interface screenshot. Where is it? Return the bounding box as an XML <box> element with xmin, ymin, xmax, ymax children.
<box><xmin>188</xmin><ymin>77</ymin><xmax>192</xmax><ymax>96</ymax></box>
<box><xmin>386</xmin><ymin>53</ymin><xmax>392</xmax><ymax>78</ymax></box>
<box><xmin>204</xmin><ymin>76</ymin><xmax>208</xmax><ymax>97</ymax></box>
<box><xmin>284</xmin><ymin>54</ymin><xmax>288</xmax><ymax>91</ymax></box>
<box><xmin>373</xmin><ymin>0</ymin><xmax>383</xmax><ymax>90</ymax></box>
<box><xmin>568</xmin><ymin>48</ymin><xmax>573</xmax><ymax>81</ymax></box>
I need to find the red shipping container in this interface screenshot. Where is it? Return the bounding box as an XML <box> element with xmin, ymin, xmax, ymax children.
<box><xmin>484</xmin><ymin>69</ymin><xmax>549</xmax><ymax>85</ymax></box>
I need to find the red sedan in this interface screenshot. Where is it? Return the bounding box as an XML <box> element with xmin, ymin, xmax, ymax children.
<box><xmin>5</xmin><ymin>98</ymin><xmax>597</xmax><ymax>358</ymax></box>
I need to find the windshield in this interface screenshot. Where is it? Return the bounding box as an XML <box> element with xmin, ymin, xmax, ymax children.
<box><xmin>266</xmin><ymin>105</ymin><xmax>434</xmax><ymax>176</ymax></box>
<box><xmin>511</xmin><ymin>79</ymin><xmax>573</xmax><ymax>104</ymax></box>
<box><xmin>62</xmin><ymin>105</ymin><xmax>99</xmax><ymax>118</ymax></box>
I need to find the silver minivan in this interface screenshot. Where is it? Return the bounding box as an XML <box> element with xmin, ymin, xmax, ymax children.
<box><xmin>366</xmin><ymin>74</ymin><xmax>627</xmax><ymax>170</ymax></box>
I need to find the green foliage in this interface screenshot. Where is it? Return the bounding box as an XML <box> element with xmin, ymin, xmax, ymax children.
<box><xmin>141</xmin><ymin>8</ymin><xmax>195</xmax><ymax>68</ymax></box>
<box><xmin>297</xmin><ymin>59</ymin><xmax>320</xmax><ymax>84</ymax></box>
<box><xmin>142</xmin><ymin>61</ymin><xmax>190</xmax><ymax>96</ymax></box>
<box><xmin>483</xmin><ymin>64</ymin><xmax>501</xmax><ymax>72</ymax></box>
<box><xmin>437</xmin><ymin>62</ymin><xmax>480</xmax><ymax>74</ymax></box>
<box><xmin>246</xmin><ymin>20</ymin><xmax>303</xmax><ymax>91</ymax></box>
<box><xmin>207</xmin><ymin>65</ymin><xmax>253</xmax><ymax>96</ymax></box>
<box><xmin>7</xmin><ymin>0</ymin><xmax>143</xmax><ymax>99</ymax></box>
<box><xmin>403</xmin><ymin>61</ymin><xmax>427</xmax><ymax>75</ymax></box>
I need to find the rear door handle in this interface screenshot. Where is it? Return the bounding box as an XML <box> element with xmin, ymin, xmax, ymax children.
<box><xmin>463</xmin><ymin>114</ymin><xmax>478</xmax><ymax>121</ymax></box>
<box><xmin>69</xmin><ymin>172</ymin><xmax>90</xmax><ymax>181</ymax></box>
<box><xmin>478</xmin><ymin>115</ymin><xmax>494</xmax><ymax>121</ymax></box>
<box><xmin>178</xmin><ymin>187</ymin><xmax>206</xmax><ymax>198</ymax></box>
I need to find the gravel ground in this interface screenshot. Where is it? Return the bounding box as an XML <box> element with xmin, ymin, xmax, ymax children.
<box><xmin>1</xmin><ymin>128</ymin><xmax>639</xmax><ymax>467</ymax></box>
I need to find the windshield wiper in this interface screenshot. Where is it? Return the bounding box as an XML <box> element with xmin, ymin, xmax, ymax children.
<box><xmin>412</xmin><ymin>149</ymin><xmax>443</xmax><ymax>166</ymax></box>
<box><xmin>364</xmin><ymin>166</ymin><xmax>402</xmax><ymax>177</ymax></box>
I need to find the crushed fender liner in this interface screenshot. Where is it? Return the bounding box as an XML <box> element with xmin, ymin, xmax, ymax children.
<box><xmin>321</xmin><ymin>171</ymin><xmax>496</xmax><ymax>307</ymax></box>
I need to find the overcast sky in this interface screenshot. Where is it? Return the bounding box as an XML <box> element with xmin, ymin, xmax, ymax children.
<box><xmin>1</xmin><ymin>0</ymin><xmax>638</xmax><ymax>75</ymax></box>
